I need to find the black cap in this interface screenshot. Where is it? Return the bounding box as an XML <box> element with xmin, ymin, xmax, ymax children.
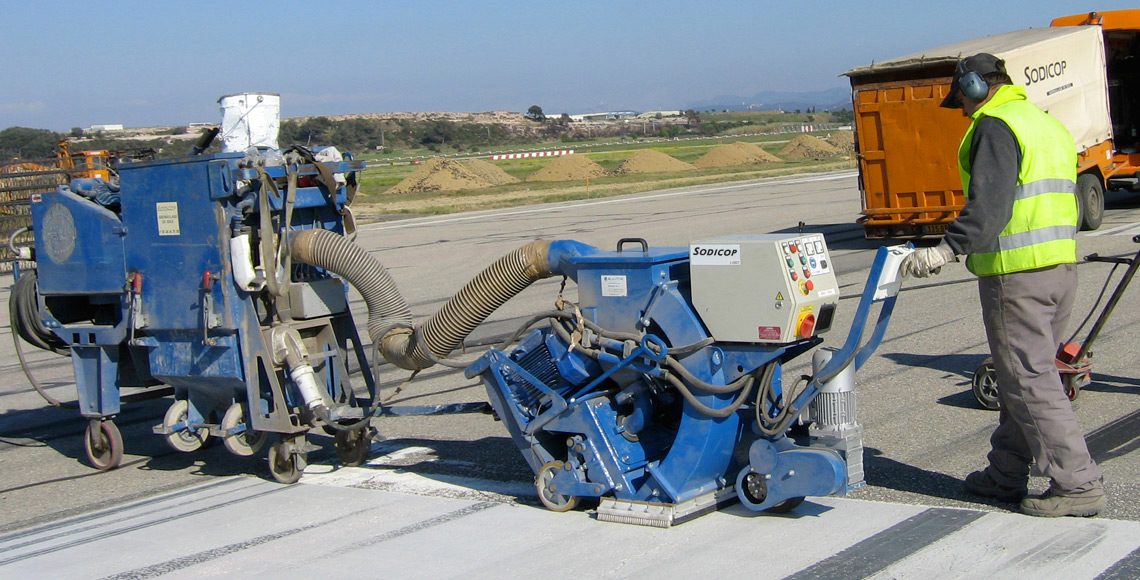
<box><xmin>941</xmin><ymin>53</ymin><xmax>1007</xmax><ymax>109</ymax></box>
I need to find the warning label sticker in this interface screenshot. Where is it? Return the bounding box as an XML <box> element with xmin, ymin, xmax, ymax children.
<box><xmin>758</xmin><ymin>326</ymin><xmax>782</xmax><ymax>340</ymax></box>
<box><xmin>156</xmin><ymin>202</ymin><xmax>180</xmax><ymax>236</ymax></box>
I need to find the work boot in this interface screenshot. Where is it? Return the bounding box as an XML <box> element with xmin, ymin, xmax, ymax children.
<box><xmin>964</xmin><ymin>470</ymin><xmax>1028</xmax><ymax>503</ymax></box>
<box><xmin>1020</xmin><ymin>486</ymin><xmax>1105</xmax><ymax>518</ymax></box>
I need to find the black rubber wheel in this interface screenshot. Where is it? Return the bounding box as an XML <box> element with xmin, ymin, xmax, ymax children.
<box><xmin>972</xmin><ymin>363</ymin><xmax>1001</xmax><ymax>411</ymax></box>
<box><xmin>1076</xmin><ymin>173</ymin><xmax>1104</xmax><ymax>231</ymax></box>
<box><xmin>84</xmin><ymin>420</ymin><xmax>123</xmax><ymax>471</ymax></box>
<box><xmin>333</xmin><ymin>428</ymin><xmax>371</xmax><ymax>467</ymax></box>
<box><xmin>765</xmin><ymin>496</ymin><xmax>806</xmax><ymax>514</ymax></box>
<box><xmin>268</xmin><ymin>441</ymin><xmax>303</xmax><ymax>484</ymax></box>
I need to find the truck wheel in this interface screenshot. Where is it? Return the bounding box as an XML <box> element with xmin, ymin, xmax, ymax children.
<box><xmin>1076</xmin><ymin>174</ymin><xmax>1104</xmax><ymax>231</ymax></box>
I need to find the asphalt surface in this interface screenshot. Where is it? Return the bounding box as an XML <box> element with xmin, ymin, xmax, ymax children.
<box><xmin>3</xmin><ymin>169</ymin><xmax>1140</xmax><ymax>578</ymax></box>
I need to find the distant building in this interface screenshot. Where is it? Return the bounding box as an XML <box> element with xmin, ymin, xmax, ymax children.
<box><xmin>87</xmin><ymin>124</ymin><xmax>124</xmax><ymax>132</ymax></box>
<box><xmin>633</xmin><ymin>111</ymin><xmax>682</xmax><ymax>119</ymax></box>
<box><xmin>568</xmin><ymin>111</ymin><xmax>639</xmax><ymax>121</ymax></box>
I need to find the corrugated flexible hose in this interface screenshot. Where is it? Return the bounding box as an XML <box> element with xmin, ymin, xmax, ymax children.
<box><xmin>291</xmin><ymin>229</ymin><xmax>554</xmax><ymax>371</ymax></box>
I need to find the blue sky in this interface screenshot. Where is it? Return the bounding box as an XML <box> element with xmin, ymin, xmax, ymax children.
<box><xmin>2</xmin><ymin>1</ymin><xmax>1134</xmax><ymax>131</ymax></box>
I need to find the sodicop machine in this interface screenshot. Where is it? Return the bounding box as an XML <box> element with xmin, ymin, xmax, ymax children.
<box><xmin>12</xmin><ymin>93</ymin><xmax>913</xmax><ymax>523</ymax></box>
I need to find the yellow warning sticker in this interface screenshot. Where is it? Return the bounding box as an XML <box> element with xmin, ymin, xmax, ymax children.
<box><xmin>775</xmin><ymin>292</ymin><xmax>784</xmax><ymax>301</ymax></box>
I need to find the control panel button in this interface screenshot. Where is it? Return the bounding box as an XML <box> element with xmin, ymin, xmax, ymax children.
<box><xmin>806</xmin><ymin>280</ymin><xmax>815</xmax><ymax>291</ymax></box>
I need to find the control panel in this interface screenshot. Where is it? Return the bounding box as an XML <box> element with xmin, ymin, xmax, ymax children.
<box><xmin>689</xmin><ymin>233</ymin><xmax>840</xmax><ymax>343</ymax></box>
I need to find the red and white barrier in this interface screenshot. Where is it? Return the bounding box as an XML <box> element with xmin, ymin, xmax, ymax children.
<box><xmin>490</xmin><ymin>150</ymin><xmax>574</xmax><ymax>161</ymax></box>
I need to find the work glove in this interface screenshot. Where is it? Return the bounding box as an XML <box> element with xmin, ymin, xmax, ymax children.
<box><xmin>900</xmin><ymin>240</ymin><xmax>956</xmax><ymax>278</ymax></box>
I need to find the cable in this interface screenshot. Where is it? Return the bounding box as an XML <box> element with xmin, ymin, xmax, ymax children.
<box><xmin>9</xmin><ymin>272</ymin><xmax>75</xmax><ymax>408</ymax></box>
<box><xmin>755</xmin><ymin>361</ymin><xmax>801</xmax><ymax>436</ymax></box>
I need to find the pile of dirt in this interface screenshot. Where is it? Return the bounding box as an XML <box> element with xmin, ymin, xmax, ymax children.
<box><xmin>778</xmin><ymin>135</ymin><xmax>844</xmax><ymax>159</ymax></box>
<box><xmin>825</xmin><ymin>130</ymin><xmax>856</xmax><ymax>153</ymax></box>
<box><xmin>462</xmin><ymin>158</ymin><xmax>520</xmax><ymax>186</ymax></box>
<box><xmin>692</xmin><ymin>142</ymin><xmax>782</xmax><ymax>168</ymax></box>
<box><xmin>387</xmin><ymin>158</ymin><xmax>502</xmax><ymax>193</ymax></box>
<box><xmin>612</xmin><ymin>149</ymin><xmax>694</xmax><ymax>175</ymax></box>
<box><xmin>527</xmin><ymin>154</ymin><xmax>608</xmax><ymax>182</ymax></box>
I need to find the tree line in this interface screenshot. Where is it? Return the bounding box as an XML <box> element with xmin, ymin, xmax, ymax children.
<box><xmin>2</xmin><ymin>107</ymin><xmax>855</xmax><ymax>163</ymax></box>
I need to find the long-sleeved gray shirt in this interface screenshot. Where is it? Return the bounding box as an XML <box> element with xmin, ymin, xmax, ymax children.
<box><xmin>943</xmin><ymin>116</ymin><xmax>1022</xmax><ymax>256</ymax></box>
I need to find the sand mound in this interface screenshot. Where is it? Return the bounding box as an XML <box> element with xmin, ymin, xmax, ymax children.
<box><xmin>825</xmin><ymin>130</ymin><xmax>855</xmax><ymax>153</ymax></box>
<box><xmin>778</xmin><ymin>135</ymin><xmax>844</xmax><ymax>159</ymax></box>
<box><xmin>692</xmin><ymin>142</ymin><xmax>782</xmax><ymax>168</ymax></box>
<box><xmin>527</xmin><ymin>154</ymin><xmax>608</xmax><ymax>182</ymax></box>
<box><xmin>388</xmin><ymin>158</ymin><xmax>503</xmax><ymax>193</ymax></box>
<box><xmin>462</xmin><ymin>158</ymin><xmax>520</xmax><ymax>186</ymax></box>
<box><xmin>612</xmin><ymin>149</ymin><xmax>694</xmax><ymax>175</ymax></box>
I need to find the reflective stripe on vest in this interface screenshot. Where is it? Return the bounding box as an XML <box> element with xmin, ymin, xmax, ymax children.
<box><xmin>957</xmin><ymin>85</ymin><xmax>1078</xmax><ymax>276</ymax></box>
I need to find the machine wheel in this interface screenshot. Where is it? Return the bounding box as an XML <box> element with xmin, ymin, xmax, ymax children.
<box><xmin>221</xmin><ymin>402</ymin><xmax>267</xmax><ymax>457</ymax></box>
<box><xmin>163</xmin><ymin>399</ymin><xmax>210</xmax><ymax>453</ymax></box>
<box><xmin>84</xmin><ymin>420</ymin><xmax>123</xmax><ymax>471</ymax></box>
<box><xmin>268</xmin><ymin>440</ymin><xmax>304</xmax><ymax>484</ymax></box>
<box><xmin>1076</xmin><ymin>174</ymin><xmax>1104</xmax><ymax>231</ymax></box>
<box><xmin>333</xmin><ymin>428</ymin><xmax>371</xmax><ymax>467</ymax></box>
<box><xmin>536</xmin><ymin>461</ymin><xmax>579</xmax><ymax>512</ymax></box>
<box><xmin>739</xmin><ymin>470</ymin><xmax>769</xmax><ymax>505</ymax></box>
<box><xmin>972</xmin><ymin>363</ymin><xmax>1001</xmax><ymax>411</ymax></box>
<box><xmin>1063</xmin><ymin>373</ymin><xmax>1082</xmax><ymax>402</ymax></box>
<box><xmin>765</xmin><ymin>496</ymin><xmax>806</xmax><ymax>514</ymax></box>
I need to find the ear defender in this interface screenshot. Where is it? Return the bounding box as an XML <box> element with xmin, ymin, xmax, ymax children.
<box><xmin>957</xmin><ymin>60</ymin><xmax>989</xmax><ymax>102</ymax></box>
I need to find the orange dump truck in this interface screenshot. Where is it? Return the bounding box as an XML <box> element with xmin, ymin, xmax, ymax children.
<box><xmin>845</xmin><ymin>10</ymin><xmax>1140</xmax><ymax>239</ymax></box>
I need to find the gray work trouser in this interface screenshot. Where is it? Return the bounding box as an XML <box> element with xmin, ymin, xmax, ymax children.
<box><xmin>978</xmin><ymin>263</ymin><xmax>1103</xmax><ymax>494</ymax></box>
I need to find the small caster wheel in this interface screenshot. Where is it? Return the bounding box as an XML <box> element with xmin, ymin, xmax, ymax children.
<box><xmin>85</xmin><ymin>419</ymin><xmax>123</xmax><ymax>471</ymax></box>
<box><xmin>1063</xmin><ymin>373</ymin><xmax>1083</xmax><ymax>402</ymax></box>
<box><xmin>536</xmin><ymin>461</ymin><xmax>579</xmax><ymax>512</ymax></box>
<box><xmin>221</xmin><ymin>402</ymin><xmax>266</xmax><ymax>457</ymax></box>
<box><xmin>334</xmin><ymin>428</ymin><xmax>371</xmax><ymax>467</ymax></box>
<box><xmin>268</xmin><ymin>440</ymin><xmax>304</xmax><ymax>484</ymax></box>
<box><xmin>972</xmin><ymin>363</ymin><xmax>1001</xmax><ymax>411</ymax></box>
<box><xmin>163</xmin><ymin>399</ymin><xmax>210</xmax><ymax>452</ymax></box>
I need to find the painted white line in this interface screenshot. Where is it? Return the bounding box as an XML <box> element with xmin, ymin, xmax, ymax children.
<box><xmin>1086</xmin><ymin>222</ymin><xmax>1140</xmax><ymax>237</ymax></box>
<box><xmin>360</xmin><ymin>170</ymin><xmax>858</xmax><ymax>232</ymax></box>
<box><xmin>300</xmin><ymin>442</ymin><xmax>535</xmax><ymax>501</ymax></box>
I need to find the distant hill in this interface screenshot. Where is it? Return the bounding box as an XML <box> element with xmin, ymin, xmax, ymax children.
<box><xmin>686</xmin><ymin>87</ymin><xmax>851</xmax><ymax>113</ymax></box>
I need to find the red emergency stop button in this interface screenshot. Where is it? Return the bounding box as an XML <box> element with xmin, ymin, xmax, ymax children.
<box><xmin>806</xmin><ymin>280</ymin><xmax>814</xmax><ymax>291</ymax></box>
<box><xmin>798</xmin><ymin>313</ymin><xmax>816</xmax><ymax>338</ymax></box>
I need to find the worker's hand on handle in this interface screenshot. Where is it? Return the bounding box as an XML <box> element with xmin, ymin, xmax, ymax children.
<box><xmin>900</xmin><ymin>240</ymin><xmax>956</xmax><ymax>278</ymax></box>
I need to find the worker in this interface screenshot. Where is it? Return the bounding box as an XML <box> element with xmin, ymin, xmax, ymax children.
<box><xmin>900</xmin><ymin>53</ymin><xmax>1104</xmax><ymax>517</ymax></box>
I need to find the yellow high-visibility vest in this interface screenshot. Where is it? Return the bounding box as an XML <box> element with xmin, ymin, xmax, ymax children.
<box><xmin>957</xmin><ymin>85</ymin><xmax>1078</xmax><ymax>277</ymax></box>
